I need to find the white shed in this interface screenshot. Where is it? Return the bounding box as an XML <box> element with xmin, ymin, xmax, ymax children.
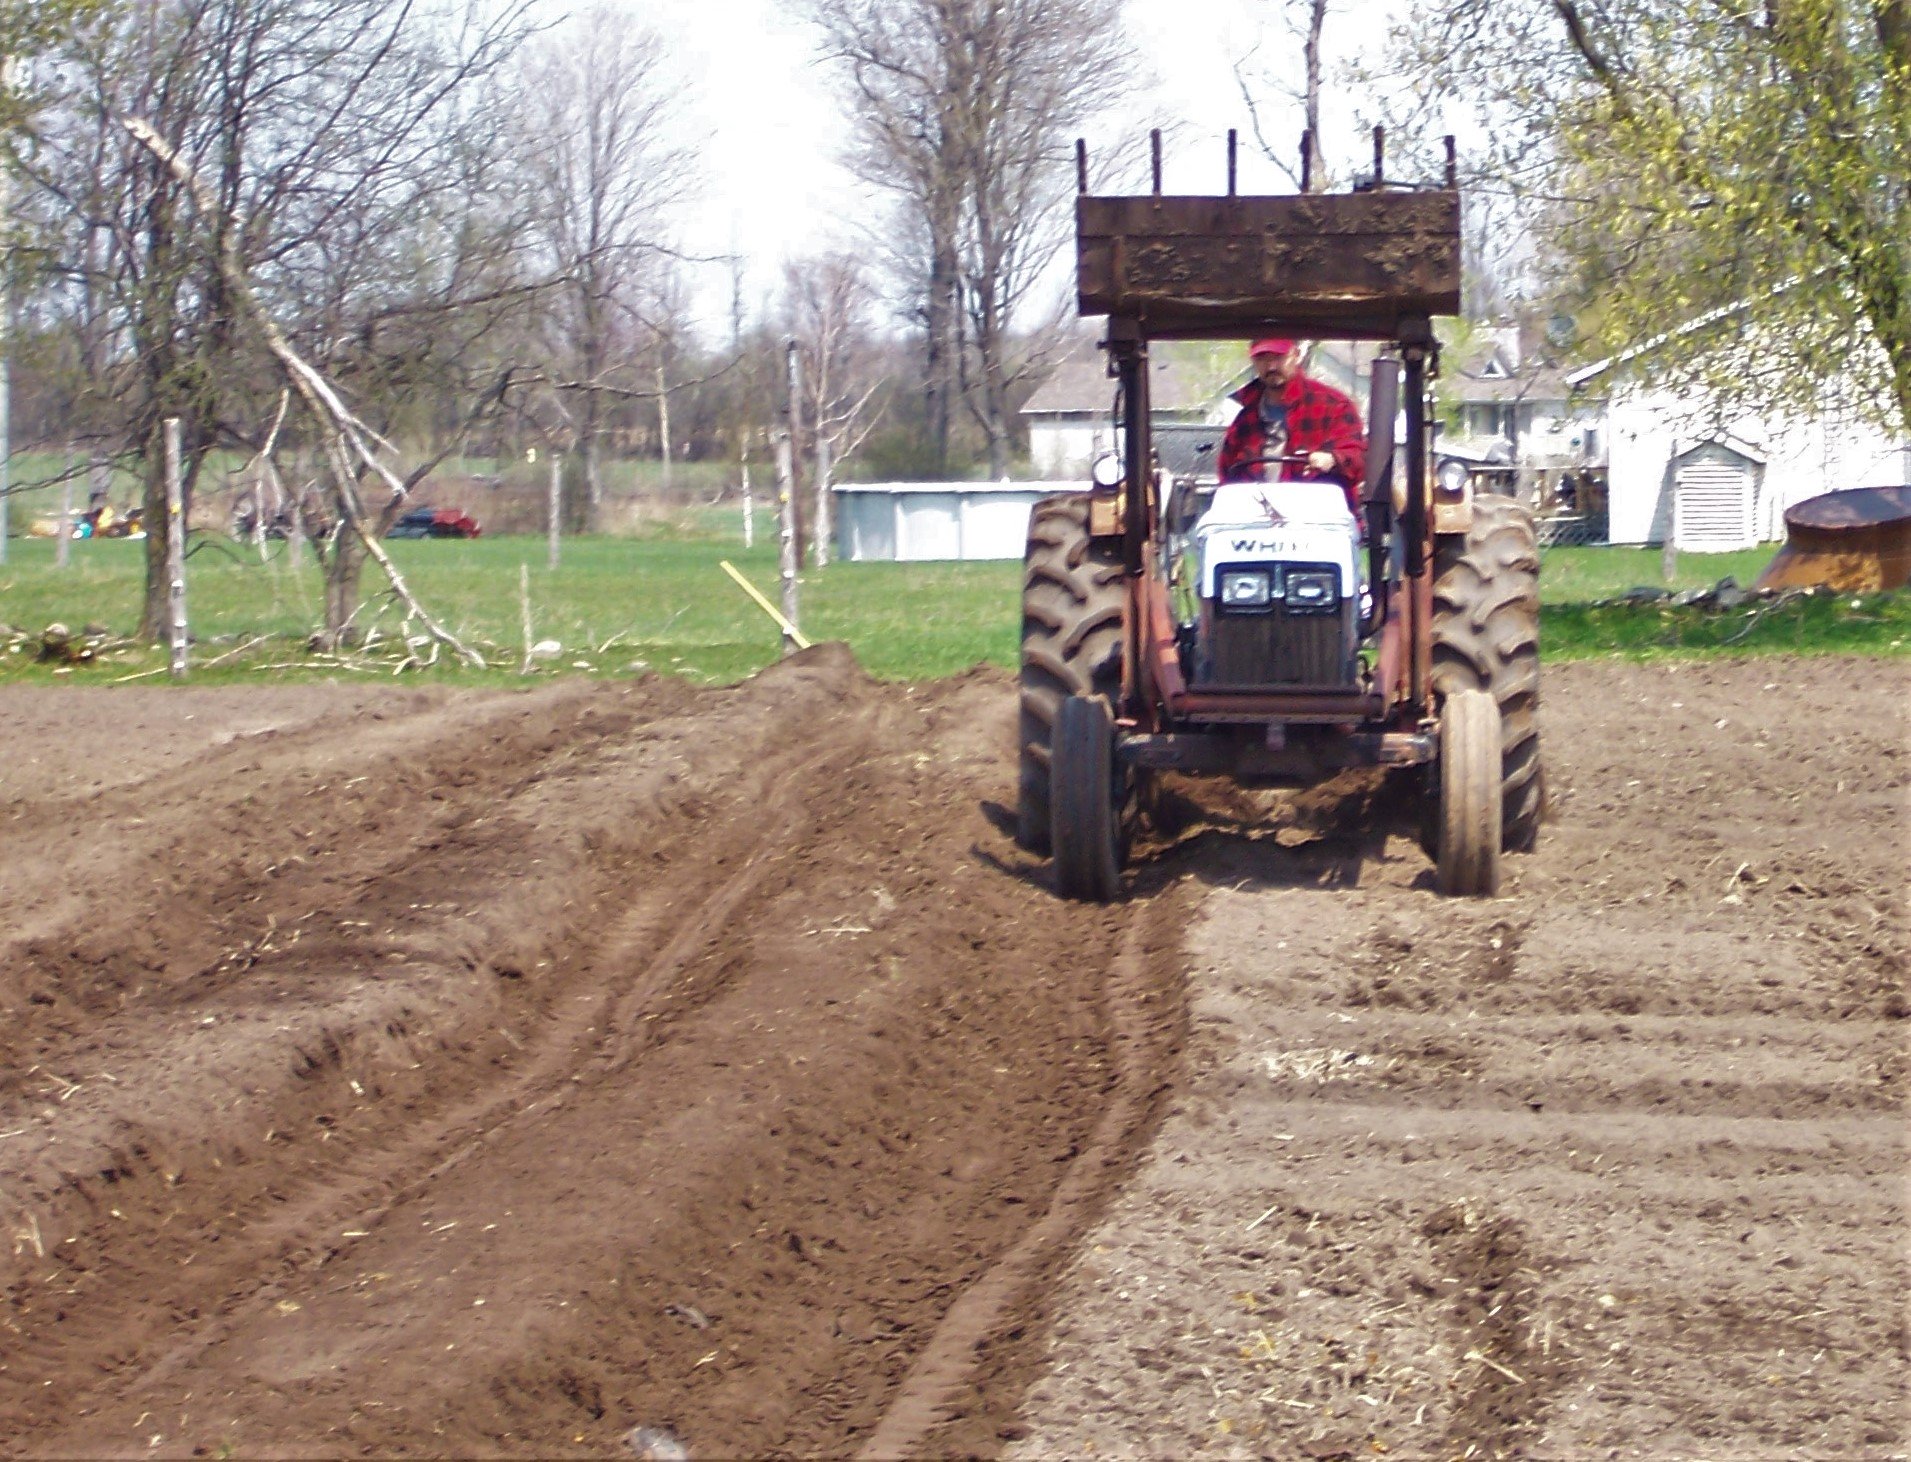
<box><xmin>833</xmin><ymin>482</ymin><xmax>1055</xmax><ymax>562</ymax></box>
<box><xmin>1669</xmin><ymin>440</ymin><xmax>1762</xmax><ymax>551</ymax></box>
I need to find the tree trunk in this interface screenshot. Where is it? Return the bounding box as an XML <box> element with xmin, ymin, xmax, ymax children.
<box><xmin>323</xmin><ymin>523</ymin><xmax>370</xmax><ymax>645</ymax></box>
<box><xmin>1304</xmin><ymin>0</ymin><xmax>1326</xmax><ymax>190</ymax></box>
<box><xmin>970</xmin><ymin>272</ymin><xmax>1012</xmax><ymax>478</ymax></box>
<box><xmin>925</xmin><ymin>242</ymin><xmax>960</xmax><ymax>475</ymax></box>
<box><xmin>581</xmin><ymin>405</ymin><xmax>603</xmax><ymax>535</ymax></box>
<box><xmin>658</xmin><ymin>362</ymin><xmax>673</xmax><ymax>496</ymax></box>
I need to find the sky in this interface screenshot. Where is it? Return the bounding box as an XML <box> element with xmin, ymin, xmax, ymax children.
<box><xmin>628</xmin><ymin>0</ymin><xmax>1405</xmax><ymax>339</ymax></box>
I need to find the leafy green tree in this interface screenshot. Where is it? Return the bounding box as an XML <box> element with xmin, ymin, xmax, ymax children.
<box><xmin>1389</xmin><ymin>0</ymin><xmax>1910</xmax><ymax>434</ymax></box>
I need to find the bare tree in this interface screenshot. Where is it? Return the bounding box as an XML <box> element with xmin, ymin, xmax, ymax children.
<box><xmin>783</xmin><ymin>252</ymin><xmax>886</xmax><ymax>473</ymax></box>
<box><xmin>511</xmin><ymin>4</ymin><xmax>690</xmax><ymax>531</ymax></box>
<box><xmin>1236</xmin><ymin>0</ymin><xmax>1333</xmax><ymax>190</ymax></box>
<box><xmin>21</xmin><ymin>0</ymin><xmax>535</xmax><ymax>642</ymax></box>
<box><xmin>807</xmin><ymin>0</ymin><xmax>965</xmax><ymax>475</ymax></box>
<box><xmin>809</xmin><ymin>0</ymin><xmax>1131</xmax><ymax>479</ymax></box>
<box><xmin>954</xmin><ymin>0</ymin><xmax>1129</xmax><ymax>475</ymax></box>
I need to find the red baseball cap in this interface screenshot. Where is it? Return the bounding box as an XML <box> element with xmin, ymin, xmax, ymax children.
<box><xmin>1249</xmin><ymin>337</ymin><xmax>1297</xmax><ymax>358</ymax></box>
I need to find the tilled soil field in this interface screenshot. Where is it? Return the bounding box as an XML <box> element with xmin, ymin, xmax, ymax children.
<box><xmin>0</xmin><ymin>651</ymin><xmax>1902</xmax><ymax>1459</ymax></box>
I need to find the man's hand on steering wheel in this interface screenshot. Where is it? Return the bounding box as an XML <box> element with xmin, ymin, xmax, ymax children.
<box><xmin>1242</xmin><ymin>450</ymin><xmax>1340</xmax><ymax>476</ymax></box>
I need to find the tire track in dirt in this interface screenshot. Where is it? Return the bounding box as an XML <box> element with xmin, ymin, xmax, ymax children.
<box><xmin>860</xmin><ymin>906</ymin><xmax>1183</xmax><ymax>1460</ymax></box>
<box><xmin>1009</xmin><ymin>655</ymin><xmax>1906</xmax><ymax>1460</ymax></box>
<box><xmin>0</xmin><ymin>648</ymin><xmax>1191</xmax><ymax>1457</ymax></box>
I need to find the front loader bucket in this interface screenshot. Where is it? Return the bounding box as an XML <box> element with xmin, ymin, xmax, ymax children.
<box><xmin>1752</xmin><ymin>485</ymin><xmax>1911</xmax><ymax>594</ymax></box>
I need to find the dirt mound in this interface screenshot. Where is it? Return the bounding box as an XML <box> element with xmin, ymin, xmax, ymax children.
<box><xmin>0</xmin><ymin>647</ymin><xmax>1186</xmax><ymax>1457</ymax></box>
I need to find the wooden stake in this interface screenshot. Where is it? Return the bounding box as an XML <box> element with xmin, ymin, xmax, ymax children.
<box><xmin>164</xmin><ymin>417</ymin><xmax>188</xmax><ymax>677</ymax></box>
<box><xmin>519</xmin><ymin>561</ymin><xmax>534</xmax><ymax>674</ymax></box>
<box><xmin>785</xmin><ymin>340</ymin><xmax>806</xmax><ymax>565</ymax></box>
<box><xmin>773</xmin><ymin>430</ymin><xmax>801</xmax><ymax>656</ymax></box>
<box><xmin>547</xmin><ymin>450</ymin><xmax>561</xmax><ymax>570</ymax></box>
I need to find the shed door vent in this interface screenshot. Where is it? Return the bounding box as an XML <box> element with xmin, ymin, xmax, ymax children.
<box><xmin>1674</xmin><ymin>448</ymin><xmax>1756</xmax><ymax>551</ymax></box>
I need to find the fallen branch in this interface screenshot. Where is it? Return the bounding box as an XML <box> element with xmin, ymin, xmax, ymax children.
<box><xmin>197</xmin><ymin>633</ymin><xmax>272</xmax><ymax>669</ymax></box>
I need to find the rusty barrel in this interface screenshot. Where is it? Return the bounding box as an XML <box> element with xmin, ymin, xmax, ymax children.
<box><xmin>1752</xmin><ymin>484</ymin><xmax>1911</xmax><ymax>593</ymax></box>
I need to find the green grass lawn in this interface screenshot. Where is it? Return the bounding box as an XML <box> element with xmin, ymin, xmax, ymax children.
<box><xmin>0</xmin><ymin>519</ymin><xmax>1902</xmax><ymax>686</ymax></box>
<box><xmin>0</xmin><ymin>526</ymin><xmax>1027</xmax><ymax>685</ymax></box>
<box><xmin>1536</xmin><ymin>544</ymin><xmax>1775</xmax><ymax>604</ymax></box>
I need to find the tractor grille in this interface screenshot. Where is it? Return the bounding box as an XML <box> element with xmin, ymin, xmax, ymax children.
<box><xmin>1208</xmin><ymin>609</ymin><xmax>1350</xmax><ymax>684</ymax></box>
<box><xmin>1203</xmin><ymin>562</ymin><xmax>1355</xmax><ymax>686</ymax></box>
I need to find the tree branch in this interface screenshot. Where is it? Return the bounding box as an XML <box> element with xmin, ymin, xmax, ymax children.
<box><xmin>118</xmin><ymin>113</ymin><xmax>487</xmax><ymax>669</ymax></box>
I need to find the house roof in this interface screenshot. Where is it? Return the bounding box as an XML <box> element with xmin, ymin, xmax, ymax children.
<box><xmin>1563</xmin><ymin>274</ymin><xmax>1820</xmax><ymax>387</ymax></box>
<box><xmin>1022</xmin><ymin>346</ymin><xmax>1218</xmax><ymax>415</ymax></box>
<box><xmin>1674</xmin><ymin>431</ymin><xmax>1766</xmax><ymax>465</ymax></box>
<box><xmin>1447</xmin><ymin>361</ymin><xmax>1579</xmax><ymax>404</ymax></box>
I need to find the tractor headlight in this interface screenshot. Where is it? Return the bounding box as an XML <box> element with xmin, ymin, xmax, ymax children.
<box><xmin>1218</xmin><ymin>569</ymin><xmax>1271</xmax><ymax>609</ymax></box>
<box><xmin>1284</xmin><ymin>569</ymin><xmax>1339</xmax><ymax>611</ymax></box>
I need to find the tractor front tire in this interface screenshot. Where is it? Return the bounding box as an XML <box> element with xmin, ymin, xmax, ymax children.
<box><xmin>1052</xmin><ymin>694</ymin><xmax>1124</xmax><ymax>902</ymax></box>
<box><xmin>1437</xmin><ymin>688</ymin><xmax>1503</xmax><ymax>897</ymax></box>
<box><xmin>1430</xmin><ymin>492</ymin><xmax>1543</xmax><ymax>853</ymax></box>
<box><xmin>1017</xmin><ymin>494</ymin><xmax>1126</xmax><ymax>853</ymax></box>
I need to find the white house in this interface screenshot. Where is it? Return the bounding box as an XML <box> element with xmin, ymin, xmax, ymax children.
<box><xmin>1021</xmin><ymin>345</ymin><xmax>1226</xmax><ymax>478</ymax></box>
<box><xmin>1443</xmin><ymin>327</ymin><xmax>1606</xmax><ymax>471</ymax></box>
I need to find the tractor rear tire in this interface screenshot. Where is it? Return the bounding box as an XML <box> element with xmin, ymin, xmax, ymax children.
<box><xmin>1430</xmin><ymin>492</ymin><xmax>1543</xmax><ymax>853</ymax></box>
<box><xmin>1017</xmin><ymin>494</ymin><xmax>1126</xmax><ymax>853</ymax></box>
<box><xmin>1437</xmin><ymin>688</ymin><xmax>1503</xmax><ymax>897</ymax></box>
<box><xmin>1052</xmin><ymin>694</ymin><xmax>1123</xmax><ymax>902</ymax></box>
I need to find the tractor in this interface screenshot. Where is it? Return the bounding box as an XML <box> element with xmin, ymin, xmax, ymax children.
<box><xmin>1017</xmin><ymin>135</ymin><xmax>1542</xmax><ymax>900</ymax></box>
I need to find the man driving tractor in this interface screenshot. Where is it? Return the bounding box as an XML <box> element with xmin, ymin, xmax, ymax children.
<box><xmin>1216</xmin><ymin>338</ymin><xmax>1367</xmax><ymax>515</ymax></box>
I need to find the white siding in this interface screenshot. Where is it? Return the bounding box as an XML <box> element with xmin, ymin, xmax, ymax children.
<box><xmin>1029</xmin><ymin>420</ymin><xmax>1112</xmax><ymax>479</ymax></box>
<box><xmin>1602</xmin><ymin>385</ymin><xmax>1906</xmax><ymax>545</ymax></box>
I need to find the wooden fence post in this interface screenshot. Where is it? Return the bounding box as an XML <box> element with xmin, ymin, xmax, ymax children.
<box><xmin>741</xmin><ymin>436</ymin><xmax>754</xmax><ymax>550</ymax></box>
<box><xmin>784</xmin><ymin>340</ymin><xmax>806</xmax><ymax>565</ymax></box>
<box><xmin>774</xmin><ymin>430</ymin><xmax>801</xmax><ymax>657</ymax></box>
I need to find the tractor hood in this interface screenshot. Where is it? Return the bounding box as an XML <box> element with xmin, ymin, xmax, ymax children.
<box><xmin>1193</xmin><ymin>481</ymin><xmax>1360</xmax><ymax>600</ymax></box>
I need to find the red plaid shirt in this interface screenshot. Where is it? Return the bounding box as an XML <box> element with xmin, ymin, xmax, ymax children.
<box><xmin>1216</xmin><ymin>373</ymin><xmax>1367</xmax><ymax>512</ymax></box>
